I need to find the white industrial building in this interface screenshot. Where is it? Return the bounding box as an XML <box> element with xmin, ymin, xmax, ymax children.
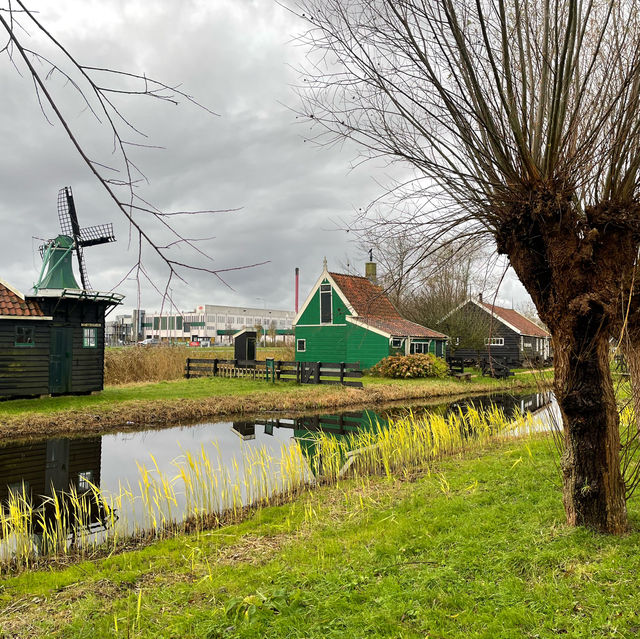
<box><xmin>137</xmin><ymin>304</ymin><xmax>295</xmax><ymax>345</ymax></box>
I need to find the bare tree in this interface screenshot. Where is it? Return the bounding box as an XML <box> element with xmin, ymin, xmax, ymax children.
<box><xmin>0</xmin><ymin>3</ymin><xmax>259</xmax><ymax>297</ymax></box>
<box><xmin>290</xmin><ymin>0</ymin><xmax>640</xmax><ymax>533</ymax></box>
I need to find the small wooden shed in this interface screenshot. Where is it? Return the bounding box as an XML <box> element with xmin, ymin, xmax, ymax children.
<box><xmin>294</xmin><ymin>262</ymin><xmax>447</xmax><ymax>369</ymax></box>
<box><xmin>0</xmin><ymin>279</ymin><xmax>121</xmax><ymax>399</ymax></box>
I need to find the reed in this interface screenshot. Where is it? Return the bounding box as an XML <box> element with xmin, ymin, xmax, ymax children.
<box><xmin>0</xmin><ymin>403</ymin><xmax>532</xmax><ymax>572</ymax></box>
<box><xmin>104</xmin><ymin>346</ymin><xmax>295</xmax><ymax>385</ymax></box>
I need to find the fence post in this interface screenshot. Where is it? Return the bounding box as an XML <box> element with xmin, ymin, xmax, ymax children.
<box><xmin>339</xmin><ymin>362</ymin><xmax>345</xmax><ymax>385</ymax></box>
<box><xmin>276</xmin><ymin>360</ymin><xmax>282</xmax><ymax>381</ymax></box>
<box><xmin>296</xmin><ymin>361</ymin><xmax>301</xmax><ymax>384</ymax></box>
<box><xmin>213</xmin><ymin>358</ymin><xmax>218</xmax><ymax>377</ymax></box>
<box><xmin>315</xmin><ymin>362</ymin><xmax>321</xmax><ymax>384</ymax></box>
<box><xmin>186</xmin><ymin>358</ymin><xmax>191</xmax><ymax>379</ymax></box>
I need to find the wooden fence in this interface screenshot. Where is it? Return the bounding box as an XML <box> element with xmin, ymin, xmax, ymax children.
<box><xmin>184</xmin><ymin>359</ymin><xmax>363</xmax><ymax>388</ymax></box>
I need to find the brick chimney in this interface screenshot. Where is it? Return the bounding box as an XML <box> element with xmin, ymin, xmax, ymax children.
<box><xmin>365</xmin><ymin>248</ymin><xmax>377</xmax><ymax>282</ymax></box>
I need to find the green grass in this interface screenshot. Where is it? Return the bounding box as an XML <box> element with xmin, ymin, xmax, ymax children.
<box><xmin>5</xmin><ymin>434</ymin><xmax>640</xmax><ymax>638</ymax></box>
<box><xmin>0</xmin><ymin>377</ymin><xmax>292</xmax><ymax>416</ymax></box>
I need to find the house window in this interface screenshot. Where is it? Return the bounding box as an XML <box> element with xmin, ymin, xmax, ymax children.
<box><xmin>15</xmin><ymin>326</ymin><xmax>35</xmax><ymax>347</ymax></box>
<box><xmin>391</xmin><ymin>338</ymin><xmax>403</xmax><ymax>348</ymax></box>
<box><xmin>320</xmin><ymin>283</ymin><xmax>332</xmax><ymax>323</ymax></box>
<box><xmin>297</xmin><ymin>339</ymin><xmax>306</xmax><ymax>352</ymax></box>
<box><xmin>410</xmin><ymin>341</ymin><xmax>429</xmax><ymax>354</ymax></box>
<box><xmin>78</xmin><ymin>471</ymin><xmax>94</xmax><ymax>492</ymax></box>
<box><xmin>484</xmin><ymin>337</ymin><xmax>504</xmax><ymax>346</ymax></box>
<box><xmin>83</xmin><ymin>327</ymin><xmax>97</xmax><ymax>348</ymax></box>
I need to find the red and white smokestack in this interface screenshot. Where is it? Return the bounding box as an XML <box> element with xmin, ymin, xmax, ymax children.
<box><xmin>295</xmin><ymin>267</ymin><xmax>300</xmax><ymax>313</ymax></box>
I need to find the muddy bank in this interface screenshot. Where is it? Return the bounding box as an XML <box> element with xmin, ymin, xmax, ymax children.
<box><xmin>0</xmin><ymin>377</ymin><xmax>548</xmax><ymax>442</ymax></box>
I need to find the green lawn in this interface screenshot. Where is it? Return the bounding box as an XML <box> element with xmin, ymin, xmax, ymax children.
<box><xmin>4</xmin><ymin>434</ymin><xmax>639</xmax><ymax>638</ymax></box>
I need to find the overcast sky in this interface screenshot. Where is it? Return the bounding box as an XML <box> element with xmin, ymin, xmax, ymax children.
<box><xmin>0</xmin><ymin>1</ymin><xmax>530</xmax><ymax>315</ymax></box>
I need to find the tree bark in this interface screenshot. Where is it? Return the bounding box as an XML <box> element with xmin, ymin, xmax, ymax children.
<box><xmin>553</xmin><ymin>320</ymin><xmax>628</xmax><ymax>533</ymax></box>
<box><xmin>620</xmin><ymin>335</ymin><xmax>640</xmax><ymax>432</ymax></box>
<box><xmin>496</xmin><ymin>194</ymin><xmax>634</xmax><ymax>534</ymax></box>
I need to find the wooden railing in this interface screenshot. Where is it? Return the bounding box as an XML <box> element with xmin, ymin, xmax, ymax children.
<box><xmin>184</xmin><ymin>359</ymin><xmax>363</xmax><ymax>388</ymax></box>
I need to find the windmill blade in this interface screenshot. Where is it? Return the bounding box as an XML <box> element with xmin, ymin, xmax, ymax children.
<box><xmin>57</xmin><ymin>187</ymin><xmax>81</xmax><ymax>239</ymax></box>
<box><xmin>76</xmin><ymin>244</ymin><xmax>93</xmax><ymax>291</ymax></box>
<box><xmin>79</xmin><ymin>223</ymin><xmax>116</xmax><ymax>247</ymax></box>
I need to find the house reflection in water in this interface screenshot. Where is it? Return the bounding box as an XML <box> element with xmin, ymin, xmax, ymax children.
<box><xmin>0</xmin><ymin>437</ymin><xmax>109</xmax><ymax>540</ymax></box>
<box><xmin>232</xmin><ymin>392</ymin><xmax>554</xmax><ymax>475</ymax></box>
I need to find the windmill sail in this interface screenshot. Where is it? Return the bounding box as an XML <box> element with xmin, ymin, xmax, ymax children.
<box><xmin>56</xmin><ymin>187</ymin><xmax>116</xmax><ymax>291</ymax></box>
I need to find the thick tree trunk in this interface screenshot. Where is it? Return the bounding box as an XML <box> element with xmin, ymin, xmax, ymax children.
<box><xmin>620</xmin><ymin>336</ymin><xmax>640</xmax><ymax>432</ymax></box>
<box><xmin>550</xmin><ymin>316</ymin><xmax>628</xmax><ymax>533</ymax></box>
<box><xmin>497</xmin><ymin>194</ymin><xmax>635</xmax><ymax>534</ymax></box>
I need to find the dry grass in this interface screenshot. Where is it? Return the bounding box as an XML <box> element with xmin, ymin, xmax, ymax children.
<box><xmin>104</xmin><ymin>346</ymin><xmax>295</xmax><ymax>385</ymax></box>
<box><xmin>0</xmin><ymin>377</ymin><xmax>543</xmax><ymax>442</ymax></box>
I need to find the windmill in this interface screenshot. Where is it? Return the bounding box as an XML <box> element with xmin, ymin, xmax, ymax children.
<box><xmin>34</xmin><ymin>187</ymin><xmax>116</xmax><ymax>293</ymax></box>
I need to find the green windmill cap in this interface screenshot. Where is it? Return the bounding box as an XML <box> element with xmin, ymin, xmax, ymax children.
<box><xmin>36</xmin><ymin>235</ymin><xmax>81</xmax><ymax>290</ymax></box>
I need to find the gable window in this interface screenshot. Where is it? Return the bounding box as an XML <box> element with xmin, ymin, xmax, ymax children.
<box><xmin>484</xmin><ymin>337</ymin><xmax>504</xmax><ymax>346</ymax></box>
<box><xmin>319</xmin><ymin>283</ymin><xmax>333</xmax><ymax>324</ymax></box>
<box><xmin>297</xmin><ymin>339</ymin><xmax>306</xmax><ymax>352</ymax></box>
<box><xmin>15</xmin><ymin>326</ymin><xmax>35</xmax><ymax>347</ymax></box>
<box><xmin>83</xmin><ymin>327</ymin><xmax>98</xmax><ymax>348</ymax></box>
<box><xmin>320</xmin><ymin>283</ymin><xmax>332</xmax><ymax>323</ymax></box>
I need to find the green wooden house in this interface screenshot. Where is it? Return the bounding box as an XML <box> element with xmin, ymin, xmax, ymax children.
<box><xmin>294</xmin><ymin>261</ymin><xmax>447</xmax><ymax>369</ymax></box>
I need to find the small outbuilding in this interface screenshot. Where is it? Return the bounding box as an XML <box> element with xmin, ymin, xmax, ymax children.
<box><xmin>294</xmin><ymin>260</ymin><xmax>447</xmax><ymax>369</ymax></box>
<box><xmin>439</xmin><ymin>296</ymin><xmax>551</xmax><ymax>366</ymax></box>
<box><xmin>0</xmin><ymin>234</ymin><xmax>122</xmax><ymax>399</ymax></box>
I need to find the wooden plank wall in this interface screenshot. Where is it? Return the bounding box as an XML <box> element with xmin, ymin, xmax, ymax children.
<box><xmin>0</xmin><ymin>321</ymin><xmax>50</xmax><ymax>397</ymax></box>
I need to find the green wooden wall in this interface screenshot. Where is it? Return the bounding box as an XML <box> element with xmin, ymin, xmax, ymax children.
<box><xmin>295</xmin><ymin>325</ymin><xmax>347</xmax><ymax>362</ymax></box>
<box><xmin>297</xmin><ymin>279</ymin><xmax>351</xmax><ymax>326</ymax></box>
<box><xmin>345</xmin><ymin>323</ymin><xmax>390</xmax><ymax>368</ymax></box>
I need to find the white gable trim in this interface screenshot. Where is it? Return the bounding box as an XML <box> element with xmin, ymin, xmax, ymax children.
<box><xmin>346</xmin><ymin>315</ymin><xmax>391</xmax><ymax>338</ymax></box>
<box><xmin>293</xmin><ymin>267</ymin><xmax>357</xmax><ymax>325</ymax></box>
<box><xmin>0</xmin><ymin>278</ymin><xmax>25</xmax><ymax>300</ymax></box>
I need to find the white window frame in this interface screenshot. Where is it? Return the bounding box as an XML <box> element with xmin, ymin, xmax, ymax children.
<box><xmin>297</xmin><ymin>338</ymin><xmax>307</xmax><ymax>352</ymax></box>
<box><xmin>391</xmin><ymin>337</ymin><xmax>403</xmax><ymax>348</ymax></box>
<box><xmin>484</xmin><ymin>337</ymin><xmax>504</xmax><ymax>346</ymax></box>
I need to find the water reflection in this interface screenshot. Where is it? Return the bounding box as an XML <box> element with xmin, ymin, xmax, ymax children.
<box><xmin>0</xmin><ymin>391</ymin><xmax>555</xmax><ymax>538</ymax></box>
<box><xmin>0</xmin><ymin>437</ymin><xmax>110</xmax><ymax>546</ymax></box>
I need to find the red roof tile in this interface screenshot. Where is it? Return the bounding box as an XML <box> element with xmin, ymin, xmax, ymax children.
<box><xmin>0</xmin><ymin>282</ymin><xmax>44</xmax><ymax>317</ymax></box>
<box><xmin>479</xmin><ymin>301</ymin><xmax>549</xmax><ymax>337</ymax></box>
<box><xmin>351</xmin><ymin>316</ymin><xmax>447</xmax><ymax>339</ymax></box>
<box><xmin>329</xmin><ymin>272</ymin><xmax>446</xmax><ymax>338</ymax></box>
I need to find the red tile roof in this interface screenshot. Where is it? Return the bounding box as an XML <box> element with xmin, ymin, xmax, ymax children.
<box><xmin>329</xmin><ymin>272</ymin><xmax>446</xmax><ymax>338</ymax></box>
<box><xmin>479</xmin><ymin>301</ymin><xmax>549</xmax><ymax>337</ymax></box>
<box><xmin>0</xmin><ymin>282</ymin><xmax>45</xmax><ymax>317</ymax></box>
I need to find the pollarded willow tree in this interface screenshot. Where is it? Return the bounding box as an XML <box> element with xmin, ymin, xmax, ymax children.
<box><xmin>290</xmin><ymin>0</ymin><xmax>640</xmax><ymax>533</ymax></box>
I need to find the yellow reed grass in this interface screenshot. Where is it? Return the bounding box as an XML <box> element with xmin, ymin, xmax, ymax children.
<box><xmin>0</xmin><ymin>404</ymin><xmax>530</xmax><ymax>571</ymax></box>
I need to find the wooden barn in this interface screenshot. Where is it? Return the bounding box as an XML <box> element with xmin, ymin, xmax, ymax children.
<box><xmin>294</xmin><ymin>260</ymin><xmax>447</xmax><ymax>369</ymax></box>
<box><xmin>439</xmin><ymin>296</ymin><xmax>551</xmax><ymax>366</ymax></box>
<box><xmin>0</xmin><ymin>187</ymin><xmax>123</xmax><ymax>399</ymax></box>
<box><xmin>0</xmin><ymin>279</ymin><xmax>121</xmax><ymax>398</ymax></box>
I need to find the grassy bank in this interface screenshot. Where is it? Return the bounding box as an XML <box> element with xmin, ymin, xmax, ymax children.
<box><xmin>0</xmin><ymin>371</ymin><xmax>550</xmax><ymax>441</ymax></box>
<box><xmin>4</xmin><ymin>435</ymin><xmax>640</xmax><ymax>638</ymax></box>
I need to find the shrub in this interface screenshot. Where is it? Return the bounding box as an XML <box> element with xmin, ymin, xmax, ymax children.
<box><xmin>369</xmin><ymin>353</ymin><xmax>449</xmax><ymax>379</ymax></box>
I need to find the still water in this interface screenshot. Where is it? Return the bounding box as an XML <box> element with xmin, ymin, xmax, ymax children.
<box><xmin>0</xmin><ymin>391</ymin><xmax>554</xmax><ymax>539</ymax></box>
